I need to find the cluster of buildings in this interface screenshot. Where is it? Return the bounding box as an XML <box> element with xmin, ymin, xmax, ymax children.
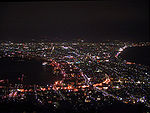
<box><xmin>0</xmin><ymin>40</ymin><xmax>150</xmax><ymax>112</ymax></box>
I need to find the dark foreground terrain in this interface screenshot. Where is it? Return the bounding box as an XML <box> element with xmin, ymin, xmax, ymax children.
<box><xmin>0</xmin><ymin>98</ymin><xmax>149</xmax><ymax>113</ymax></box>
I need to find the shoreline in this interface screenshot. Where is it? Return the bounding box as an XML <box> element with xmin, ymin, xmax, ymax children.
<box><xmin>118</xmin><ymin>46</ymin><xmax>150</xmax><ymax>66</ymax></box>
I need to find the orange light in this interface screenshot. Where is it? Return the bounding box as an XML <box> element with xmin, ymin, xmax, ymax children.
<box><xmin>19</xmin><ymin>89</ymin><xmax>24</xmax><ymax>92</ymax></box>
<box><xmin>41</xmin><ymin>88</ymin><xmax>46</xmax><ymax>91</ymax></box>
<box><xmin>55</xmin><ymin>81</ymin><xmax>58</xmax><ymax>85</ymax></box>
<box><xmin>93</xmin><ymin>83</ymin><xmax>102</xmax><ymax>87</ymax></box>
<box><xmin>74</xmin><ymin>89</ymin><xmax>78</xmax><ymax>92</ymax></box>
<box><xmin>126</xmin><ymin>62</ymin><xmax>135</xmax><ymax>64</ymax></box>
<box><xmin>71</xmin><ymin>74</ymin><xmax>74</xmax><ymax>77</ymax></box>
<box><xmin>52</xmin><ymin>87</ymin><xmax>55</xmax><ymax>90</ymax></box>
<box><xmin>67</xmin><ymin>86</ymin><xmax>73</xmax><ymax>90</ymax></box>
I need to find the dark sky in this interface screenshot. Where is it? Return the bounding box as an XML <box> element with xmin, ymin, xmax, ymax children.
<box><xmin>0</xmin><ymin>1</ymin><xmax>149</xmax><ymax>41</ymax></box>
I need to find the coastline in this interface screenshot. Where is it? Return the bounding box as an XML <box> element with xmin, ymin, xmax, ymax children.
<box><xmin>118</xmin><ymin>46</ymin><xmax>150</xmax><ymax>67</ymax></box>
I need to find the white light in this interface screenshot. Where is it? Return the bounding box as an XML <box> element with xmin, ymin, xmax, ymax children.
<box><xmin>137</xmin><ymin>81</ymin><xmax>141</xmax><ymax>84</ymax></box>
<box><xmin>119</xmin><ymin>48</ymin><xmax>123</xmax><ymax>52</ymax></box>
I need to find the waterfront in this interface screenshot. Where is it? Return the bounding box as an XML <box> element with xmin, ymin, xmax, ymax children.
<box><xmin>0</xmin><ymin>57</ymin><xmax>54</xmax><ymax>85</ymax></box>
<box><xmin>0</xmin><ymin>41</ymin><xmax>150</xmax><ymax>113</ymax></box>
<box><xmin>119</xmin><ymin>46</ymin><xmax>150</xmax><ymax>67</ymax></box>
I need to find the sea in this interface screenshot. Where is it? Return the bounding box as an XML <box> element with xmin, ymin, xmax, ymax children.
<box><xmin>0</xmin><ymin>57</ymin><xmax>55</xmax><ymax>85</ymax></box>
<box><xmin>119</xmin><ymin>46</ymin><xmax>150</xmax><ymax>67</ymax></box>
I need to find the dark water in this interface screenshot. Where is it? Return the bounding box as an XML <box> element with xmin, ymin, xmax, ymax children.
<box><xmin>119</xmin><ymin>46</ymin><xmax>150</xmax><ymax>67</ymax></box>
<box><xmin>0</xmin><ymin>57</ymin><xmax>55</xmax><ymax>85</ymax></box>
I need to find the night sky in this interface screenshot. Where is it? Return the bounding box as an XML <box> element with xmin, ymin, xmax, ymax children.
<box><xmin>0</xmin><ymin>1</ymin><xmax>149</xmax><ymax>42</ymax></box>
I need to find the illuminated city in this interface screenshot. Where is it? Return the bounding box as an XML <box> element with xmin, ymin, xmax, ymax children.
<box><xmin>0</xmin><ymin>1</ymin><xmax>149</xmax><ymax>113</ymax></box>
<box><xmin>0</xmin><ymin>40</ymin><xmax>150</xmax><ymax>113</ymax></box>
